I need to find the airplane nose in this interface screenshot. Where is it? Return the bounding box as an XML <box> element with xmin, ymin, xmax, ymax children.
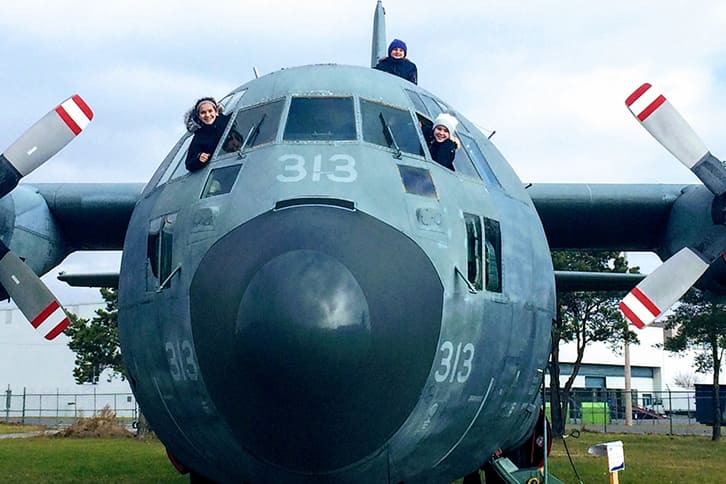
<box><xmin>190</xmin><ymin>203</ymin><xmax>443</xmax><ymax>474</ymax></box>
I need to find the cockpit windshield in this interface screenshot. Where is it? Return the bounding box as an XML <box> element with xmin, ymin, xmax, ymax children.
<box><xmin>228</xmin><ymin>99</ymin><xmax>285</xmax><ymax>151</ymax></box>
<box><xmin>284</xmin><ymin>97</ymin><xmax>356</xmax><ymax>141</ymax></box>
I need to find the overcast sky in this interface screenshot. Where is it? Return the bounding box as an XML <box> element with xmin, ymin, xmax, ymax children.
<box><xmin>1</xmin><ymin>0</ymin><xmax>726</xmax><ymax>304</ymax></box>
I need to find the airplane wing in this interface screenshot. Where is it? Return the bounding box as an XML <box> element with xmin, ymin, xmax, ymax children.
<box><xmin>528</xmin><ymin>182</ymin><xmax>684</xmax><ymax>251</ymax></box>
<box><xmin>34</xmin><ymin>182</ymin><xmax>144</xmax><ymax>250</ymax></box>
<box><xmin>530</xmin><ymin>182</ymin><xmax>687</xmax><ymax>293</ymax></box>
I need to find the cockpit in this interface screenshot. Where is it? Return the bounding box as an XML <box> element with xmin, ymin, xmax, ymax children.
<box><xmin>150</xmin><ymin>66</ymin><xmax>502</xmax><ymax>195</ymax></box>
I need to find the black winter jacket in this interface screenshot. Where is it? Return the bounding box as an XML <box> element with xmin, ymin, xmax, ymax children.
<box><xmin>374</xmin><ymin>57</ymin><xmax>418</xmax><ymax>85</ymax></box>
<box><xmin>185</xmin><ymin>114</ymin><xmax>231</xmax><ymax>171</ymax></box>
<box><xmin>422</xmin><ymin>125</ymin><xmax>456</xmax><ymax>170</ymax></box>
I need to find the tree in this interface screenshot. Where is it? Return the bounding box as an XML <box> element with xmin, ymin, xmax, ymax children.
<box><xmin>548</xmin><ymin>251</ymin><xmax>639</xmax><ymax>437</ymax></box>
<box><xmin>673</xmin><ymin>371</ymin><xmax>698</xmax><ymax>389</ymax></box>
<box><xmin>663</xmin><ymin>288</ymin><xmax>725</xmax><ymax>441</ymax></box>
<box><xmin>64</xmin><ymin>287</ymin><xmax>124</xmax><ymax>384</ymax></box>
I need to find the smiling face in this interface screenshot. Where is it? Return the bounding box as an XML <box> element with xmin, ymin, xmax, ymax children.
<box><xmin>198</xmin><ymin>102</ymin><xmax>218</xmax><ymax>125</ymax></box>
<box><xmin>390</xmin><ymin>47</ymin><xmax>405</xmax><ymax>59</ymax></box>
<box><xmin>433</xmin><ymin>125</ymin><xmax>450</xmax><ymax>142</ymax></box>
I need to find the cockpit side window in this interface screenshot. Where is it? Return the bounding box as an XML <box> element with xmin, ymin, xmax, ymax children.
<box><xmin>360</xmin><ymin>99</ymin><xmax>424</xmax><ymax>157</ymax></box>
<box><xmin>452</xmin><ymin>141</ymin><xmax>481</xmax><ymax>180</ymax></box>
<box><xmin>420</xmin><ymin>94</ymin><xmax>445</xmax><ymax>118</ymax></box>
<box><xmin>283</xmin><ymin>97</ymin><xmax>356</xmax><ymax>141</ymax></box>
<box><xmin>459</xmin><ymin>133</ymin><xmax>501</xmax><ymax>188</ymax></box>
<box><xmin>155</xmin><ymin>135</ymin><xmax>193</xmax><ymax>188</ymax></box>
<box><xmin>405</xmin><ymin>89</ymin><xmax>428</xmax><ymax>115</ymax></box>
<box><xmin>219</xmin><ymin>89</ymin><xmax>246</xmax><ymax>112</ymax></box>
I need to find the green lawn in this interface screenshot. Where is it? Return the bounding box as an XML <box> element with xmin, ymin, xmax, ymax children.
<box><xmin>548</xmin><ymin>431</ymin><xmax>726</xmax><ymax>483</ymax></box>
<box><xmin>0</xmin><ymin>431</ymin><xmax>723</xmax><ymax>483</ymax></box>
<box><xmin>0</xmin><ymin>422</ymin><xmax>46</xmax><ymax>434</ymax></box>
<box><xmin>0</xmin><ymin>437</ymin><xmax>186</xmax><ymax>483</ymax></box>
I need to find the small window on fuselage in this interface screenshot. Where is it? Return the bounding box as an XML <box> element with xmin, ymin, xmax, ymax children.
<box><xmin>483</xmin><ymin>217</ymin><xmax>502</xmax><ymax>292</ymax></box>
<box><xmin>464</xmin><ymin>213</ymin><xmax>483</xmax><ymax>290</ymax></box>
<box><xmin>201</xmin><ymin>164</ymin><xmax>242</xmax><ymax>198</ymax></box>
<box><xmin>283</xmin><ymin>97</ymin><xmax>356</xmax><ymax>141</ymax></box>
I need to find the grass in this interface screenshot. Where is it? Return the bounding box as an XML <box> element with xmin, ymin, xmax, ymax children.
<box><xmin>0</xmin><ymin>430</ymin><xmax>723</xmax><ymax>482</ymax></box>
<box><xmin>0</xmin><ymin>422</ymin><xmax>46</xmax><ymax>434</ymax></box>
<box><xmin>0</xmin><ymin>437</ymin><xmax>186</xmax><ymax>483</ymax></box>
<box><xmin>547</xmin><ymin>430</ymin><xmax>726</xmax><ymax>483</ymax></box>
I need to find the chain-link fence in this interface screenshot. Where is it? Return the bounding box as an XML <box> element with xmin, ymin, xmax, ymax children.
<box><xmin>545</xmin><ymin>388</ymin><xmax>724</xmax><ymax>435</ymax></box>
<box><xmin>3</xmin><ymin>387</ymin><xmax>137</xmax><ymax>427</ymax></box>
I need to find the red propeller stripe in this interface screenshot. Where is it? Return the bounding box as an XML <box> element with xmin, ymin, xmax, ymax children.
<box><xmin>44</xmin><ymin>317</ymin><xmax>70</xmax><ymax>340</ymax></box>
<box><xmin>637</xmin><ymin>95</ymin><xmax>666</xmax><ymax>122</ymax></box>
<box><xmin>55</xmin><ymin>105</ymin><xmax>82</xmax><ymax>135</ymax></box>
<box><xmin>625</xmin><ymin>83</ymin><xmax>652</xmax><ymax>107</ymax></box>
<box><xmin>71</xmin><ymin>94</ymin><xmax>94</xmax><ymax>120</ymax></box>
<box><xmin>631</xmin><ymin>286</ymin><xmax>661</xmax><ymax>316</ymax></box>
<box><xmin>54</xmin><ymin>96</ymin><xmax>93</xmax><ymax>136</ymax></box>
<box><xmin>619</xmin><ymin>301</ymin><xmax>645</xmax><ymax>329</ymax></box>
<box><xmin>30</xmin><ymin>299</ymin><xmax>61</xmax><ymax>328</ymax></box>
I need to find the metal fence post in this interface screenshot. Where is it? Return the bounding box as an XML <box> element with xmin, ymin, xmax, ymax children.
<box><xmin>666</xmin><ymin>385</ymin><xmax>673</xmax><ymax>435</ymax></box>
<box><xmin>4</xmin><ymin>385</ymin><xmax>10</xmax><ymax>422</ymax></box>
<box><xmin>21</xmin><ymin>387</ymin><xmax>26</xmax><ymax>425</ymax></box>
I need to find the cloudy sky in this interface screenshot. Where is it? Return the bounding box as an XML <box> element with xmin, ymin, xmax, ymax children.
<box><xmin>1</xmin><ymin>0</ymin><xmax>725</xmax><ymax>304</ymax></box>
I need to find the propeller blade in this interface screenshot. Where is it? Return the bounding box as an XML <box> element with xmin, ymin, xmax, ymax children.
<box><xmin>620</xmin><ymin>247</ymin><xmax>709</xmax><ymax>328</ymax></box>
<box><xmin>0</xmin><ymin>241</ymin><xmax>70</xmax><ymax>340</ymax></box>
<box><xmin>0</xmin><ymin>94</ymin><xmax>93</xmax><ymax>197</ymax></box>
<box><xmin>625</xmin><ymin>83</ymin><xmax>726</xmax><ymax>196</ymax></box>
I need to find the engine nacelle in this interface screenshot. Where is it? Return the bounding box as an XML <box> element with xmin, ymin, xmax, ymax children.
<box><xmin>661</xmin><ymin>185</ymin><xmax>726</xmax><ymax>295</ymax></box>
<box><xmin>0</xmin><ymin>185</ymin><xmax>69</xmax><ymax>298</ymax></box>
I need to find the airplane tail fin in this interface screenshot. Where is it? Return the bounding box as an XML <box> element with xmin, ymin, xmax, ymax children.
<box><xmin>371</xmin><ymin>0</ymin><xmax>386</xmax><ymax>67</ymax></box>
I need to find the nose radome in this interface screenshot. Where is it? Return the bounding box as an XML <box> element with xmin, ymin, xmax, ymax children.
<box><xmin>190</xmin><ymin>204</ymin><xmax>443</xmax><ymax>473</ymax></box>
<box><xmin>236</xmin><ymin>249</ymin><xmax>372</xmax><ymax>403</ymax></box>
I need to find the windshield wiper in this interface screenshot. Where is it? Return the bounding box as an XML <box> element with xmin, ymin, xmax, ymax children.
<box><xmin>379</xmin><ymin>112</ymin><xmax>402</xmax><ymax>159</ymax></box>
<box><xmin>239</xmin><ymin>113</ymin><xmax>267</xmax><ymax>158</ymax></box>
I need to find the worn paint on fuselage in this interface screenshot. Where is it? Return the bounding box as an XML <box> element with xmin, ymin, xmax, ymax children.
<box><xmin>118</xmin><ymin>64</ymin><xmax>555</xmax><ymax>483</ymax></box>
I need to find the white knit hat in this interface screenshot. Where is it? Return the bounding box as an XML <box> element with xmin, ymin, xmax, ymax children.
<box><xmin>433</xmin><ymin>113</ymin><xmax>458</xmax><ymax>134</ymax></box>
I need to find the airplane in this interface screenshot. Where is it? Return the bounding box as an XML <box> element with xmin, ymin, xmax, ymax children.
<box><xmin>3</xmin><ymin>1</ymin><xmax>725</xmax><ymax>482</ymax></box>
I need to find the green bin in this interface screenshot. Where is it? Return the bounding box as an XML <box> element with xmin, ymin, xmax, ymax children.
<box><xmin>581</xmin><ymin>402</ymin><xmax>610</xmax><ymax>424</ymax></box>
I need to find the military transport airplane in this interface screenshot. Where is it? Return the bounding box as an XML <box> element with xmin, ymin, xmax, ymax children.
<box><xmin>3</xmin><ymin>1</ymin><xmax>724</xmax><ymax>482</ymax></box>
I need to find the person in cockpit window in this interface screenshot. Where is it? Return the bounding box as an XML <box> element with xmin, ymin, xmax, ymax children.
<box><xmin>374</xmin><ymin>39</ymin><xmax>418</xmax><ymax>85</ymax></box>
<box><xmin>422</xmin><ymin>113</ymin><xmax>459</xmax><ymax>171</ymax></box>
<box><xmin>185</xmin><ymin>97</ymin><xmax>231</xmax><ymax>171</ymax></box>
<box><xmin>222</xmin><ymin>130</ymin><xmax>244</xmax><ymax>153</ymax></box>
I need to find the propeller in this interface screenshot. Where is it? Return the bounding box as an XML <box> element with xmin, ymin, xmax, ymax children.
<box><xmin>620</xmin><ymin>83</ymin><xmax>726</xmax><ymax>328</ymax></box>
<box><xmin>0</xmin><ymin>94</ymin><xmax>93</xmax><ymax>339</ymax></box>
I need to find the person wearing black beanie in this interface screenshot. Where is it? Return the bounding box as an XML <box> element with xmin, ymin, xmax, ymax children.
<box><xmin>374</xmin><ymin>38</ymin><xmax>418</xmax><ymax>84</ymax></box>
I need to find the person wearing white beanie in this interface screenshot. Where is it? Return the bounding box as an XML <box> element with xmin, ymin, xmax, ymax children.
<box><xmin>422</xmin><ymin>113</ymin><xmax>460</xmax><ymax>170</ymax></box>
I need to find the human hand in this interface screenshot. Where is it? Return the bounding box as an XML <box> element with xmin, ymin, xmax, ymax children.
<box><xmin>199</xmin><ymin>152</ymin><xmax>210</xmax><ymax>163</ymax></box>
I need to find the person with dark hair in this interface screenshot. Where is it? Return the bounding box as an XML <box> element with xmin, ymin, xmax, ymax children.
<box><xmin>184</xmin><ymin>97</ymin><xmax>230</xmax><ymax>171</ymax></box>
<box><xmin>422</xmin><ymin>113</ymin><xmax>460</xmax><ymax>170</ymax></box>
<box><xmin>374</xmin><ymin>38</ymin><xmax>418</xmax><ymax>84</ymax></box>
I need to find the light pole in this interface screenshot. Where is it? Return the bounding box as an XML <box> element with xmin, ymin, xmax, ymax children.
<box><xmin>624</xmin><ymin>329</ymin><xmax>633</xmax><ymax>426</ymax></box>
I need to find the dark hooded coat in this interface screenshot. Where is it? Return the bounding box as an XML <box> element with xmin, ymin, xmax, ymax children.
<box><xmin>422</xmin><ymin>124</ymin><xmax>457</xmax><ymax>170</ymax></box>
<box><xmin>374</xmin><ymin>57</ymin><xmax>418</xmax><ymax>85</ymax></box>
<box><xmin>185</xmin><ymin>113</ymin><xmax>231</xmax><ymax>172</ymax></box>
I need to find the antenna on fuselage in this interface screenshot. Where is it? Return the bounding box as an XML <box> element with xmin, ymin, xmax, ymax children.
<box><xmin>371</xmin><ymin>0</ymin><xmax>387</xmax><ymax>67</ymax></box>
<box><xmin>253</xmin><ymin>67</ymin><xmax>260</xmax><ymax>79</ymax></box>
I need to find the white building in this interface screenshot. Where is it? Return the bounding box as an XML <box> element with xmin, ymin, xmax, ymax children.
<box><xmin>551</xmin><ymin>325</ymin><xmax>725</xmax><ymax>413</ymax></box>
